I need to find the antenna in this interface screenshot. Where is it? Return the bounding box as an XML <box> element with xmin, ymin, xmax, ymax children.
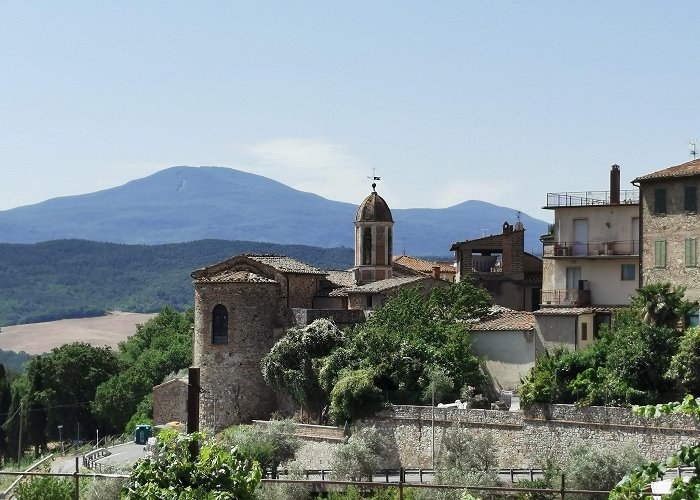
<box><xmin>481</xmin><ymin>228</ymin><xmax>489</xmax><ymax>237</ymax></box>
<box><xmin>400</xmin><ymin>237</ymin><xmax>406</xmax><ymax>255</ymax></box>
<box><xmin>690</xmin><ymin>140</ymin><xmax>697</xmax><ymax>160</ymax></box>
<box><xmin>367</xmin><ymin>167</ymin><xmax>381</xmax><ymax>191</ymax></box>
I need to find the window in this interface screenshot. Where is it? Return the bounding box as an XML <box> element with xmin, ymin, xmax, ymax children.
<box><xmin>686</xmin><ymin>238</ymin><xmax>697</xmax><ymax>267</ymax></box>
<box><xmin>686</xmin><ymin>186</ymin><xmax>697</xmax><ymax>213</ymax></box>
<box><xmin>654</xmin><ymin>188</ymin><xmax>667</xmax><ymax>215</ymax></box>
<box><xmin>654</xmin><ymin>240</ymin><xmax>667</xmax><ymax>268</ymax></box>
<box><xmin>581</xmin><ymin>322</ymin><xmax>588</xmax><ymax>341</ymax></box>
<box><xmin>621</xmin><ymin>264</ymin><xmax>636</xmax><ymax>280</ymax></box>
<box><xmin>212</xmin><ymin>304</ymin><xmax>228</xmax><ymax>344</ymax></box>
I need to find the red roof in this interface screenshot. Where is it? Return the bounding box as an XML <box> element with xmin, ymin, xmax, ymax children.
<box><xmin>634</xmin><ymin>158</ymin><xmax>700</xmax><ymax>183</ymax></box>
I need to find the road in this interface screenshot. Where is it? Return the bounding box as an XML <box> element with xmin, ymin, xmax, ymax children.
<box><xmin>50</xmin><ymin>442</ymin><xmax>146</xmax><ymax>474</ymax></box>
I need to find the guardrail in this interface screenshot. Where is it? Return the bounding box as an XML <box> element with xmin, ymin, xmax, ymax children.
<box><xmin>0</xmin><ymin>453</ymin><xmax>53</xmax><ymax>499</ymax></box>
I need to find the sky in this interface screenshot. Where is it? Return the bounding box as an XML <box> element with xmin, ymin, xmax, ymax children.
<box><xmin>2</xmin><ymin>1</ymin><xmax>700</xmax><ymax>222</ymax></box>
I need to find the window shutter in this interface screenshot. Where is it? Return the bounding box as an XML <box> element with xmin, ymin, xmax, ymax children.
<box><xmin>655</xmin><ymin>240</ymin><xmax>667</xmax><ymax>268</ymax></box>
<box><xmin>686</xmin><ymin>238</ymin><xmax>697</xmax><ymax>267</ymax></box>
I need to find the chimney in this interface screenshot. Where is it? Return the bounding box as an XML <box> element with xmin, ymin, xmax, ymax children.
<box><xmin>432</xmin><ymin>266</ymin><xmax>441</xmax><ymax>279</ymax></box>
<box><xmin>610</xmin><ymin>164</ymin><xmax>620</xmax><ymax>205</ymax></box>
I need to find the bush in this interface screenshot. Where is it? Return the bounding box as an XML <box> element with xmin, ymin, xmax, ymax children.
<box><xmin>330</xmin><ymin>426</ymin><xmax>389</xmax><ymax>481</ymax></box>
<box><xmin>82</xmin><ymin>476</ymin><xmax>128</xmax><ymax>500</ymax></box>
<box><xmin>122</xmin><ymin>430</ymin><xmax>262</xmax><ymax>499</ymax></box>
<box><xmin>667</xmin><ymin>326</ymin><xmax>700</xmax><ymax>394</ymax></box>
<box><xmin>564</xmin><ymin>443</ymin><xmax>644</xmax><ymax>498</ymax></box>
<box><xmin>219</xmin><ymin>420</ymin><xmax>300</xmax><ymax>476</ymax></box>
<box><xmin>330</xmin><ymin>369</ymin><xmax>384</xmax><ymax>422</ymax></box>
<box><xmin>15</xmin><ymin>476</ymin><xmax>73</xmax><ymax>500</ymax></box>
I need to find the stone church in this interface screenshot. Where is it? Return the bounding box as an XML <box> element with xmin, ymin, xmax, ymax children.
<box><xmin>177</xmin><ymin>185</ymin><xmax>448</xmax><ymax>430</ymax></box>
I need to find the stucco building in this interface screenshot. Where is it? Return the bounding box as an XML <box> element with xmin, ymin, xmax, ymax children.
<box><xmin>634</xmin><ymin>158</ymin><xmax>700</xmax><ymax>303</ymax></box>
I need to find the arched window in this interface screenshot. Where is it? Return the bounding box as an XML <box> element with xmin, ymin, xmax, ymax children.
<box><xmin>212</xmin><ymin>304</ymin><xmax>228</xmax><ymax>344</ymax></box>
<box><xmin>363</xmin><ymin>227</ymin><xmax>372</xmax><ymax>265</ymax></box>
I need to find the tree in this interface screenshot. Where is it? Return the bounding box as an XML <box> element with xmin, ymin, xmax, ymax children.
<box><xmin>122</xmin><ymin>430</ymin><xmax>262</xmax><ymax>499</ymax></box>
<box><xmin>93</xmin><ymin>307</ymin><xmax>193</xmax><ymax>433</ymax></box>
<box><xmin>563</xmin><ymin>443</ymin><xmax>643</xmax><ymax>498</ymax></box>
<box><xmin>329</xmin><ymin>369</ymin><xmax>384</xmax><ymax>423</ymax></box>
<box><xmin>261</xmin><ymin>319</ymin><xmax>344</xmax><ymax>415</ymax></box>
<box><xmin>666</xmin><ymin>326</ymin><xmax>700</xmax><ymax>395</ymax></box>
<box><xmin>330</xmin><ymin>426</ymin><xmax>389</xmax><ymax>481</ymax></box>
<box><xmin>631</xmin><ymin>282</ymin><xmax>697</xmax><ymax>328</ymax></box>
<box><xmin>24</xmin><ymin>342</ymin><xmax>119</xmax><ymax>449</ymax></box>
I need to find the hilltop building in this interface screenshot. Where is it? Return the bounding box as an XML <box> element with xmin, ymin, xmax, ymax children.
<box><xmin>181</xmin><ymin>185</ymin><xmax>447</xmax><ymax>429</ymax></box>
<box><xmin>538</xmin><ymin>165</ymin><xmax>639</xmax><ymax>347</ymax></box>
<box><xmin>450</xmin><ymin>222</ymin><xmax>543</xmax><ymax>311</ymax></box>
<box><xmin>634</xmin><ymin>158</ymin><xmax>700</xmax><ymax>303</ymax></box>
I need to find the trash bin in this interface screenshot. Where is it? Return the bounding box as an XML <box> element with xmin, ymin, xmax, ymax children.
<box><xmin>134</xmin><ymin>424</ymin><xmax>152</xmax><ymax>445</ymax></box>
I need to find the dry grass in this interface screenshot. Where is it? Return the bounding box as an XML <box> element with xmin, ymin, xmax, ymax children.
<box><xmin>0</xmin><ymin>312</ymin><xmax>157</xmax><ymax>354</ymax></box>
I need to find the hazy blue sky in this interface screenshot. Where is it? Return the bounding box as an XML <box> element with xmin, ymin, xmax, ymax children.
<box><xmin>2</xmin><ymin>1</ymin><xmax>699</xmax><ymax>221</ymax></box>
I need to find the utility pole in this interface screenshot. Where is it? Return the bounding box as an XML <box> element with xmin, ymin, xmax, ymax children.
<box><xmin>17</xmin><ymin>402</ymin><xmax>23</xmax><ymax>464</ymax></box>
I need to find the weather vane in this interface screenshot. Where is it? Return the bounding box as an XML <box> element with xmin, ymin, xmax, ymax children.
<box><xmin>367</xmin><ymin>167</ymin><xmax>381</xmax><ymax>191</ymax></box>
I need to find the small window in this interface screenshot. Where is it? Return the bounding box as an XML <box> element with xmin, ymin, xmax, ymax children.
<box><xmin>654</xmin><ymin>240</ymin><xmax>667</xmax><ymax>268</ymax></box>
<box><xmin>621</xmin><ymin>264</ymin><xmax>636</xmax><ymax>280</ymax></box>
<box><xmin>212</xmin><ymin>304</ymin><xmax>228</xmax><ymax>344</ymax></box>
<box><xmin>363</xmin><ymin>228</ymin><xmax>372</xmax><ymax>265</ymax></box>
<box><xmin>685</xmin><ymin>238</ymin><xmax>697</xmax><ymax>267</ymax></box>
<box><xmin>654</xmin><ymin>188</ymin><xmax>667</xmax><ymax>215</ymax></box>
<box><xmin>686</xmin><ymin>186</ymin><xmax>697</xmax><ymax>213</ymax></box>
<box><xmin>581</xmin><ymin>322</ymin><xmax>588</xmax><ymax>341</ymax></box>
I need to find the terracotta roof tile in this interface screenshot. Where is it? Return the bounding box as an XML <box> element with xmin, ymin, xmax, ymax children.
<box><xmin>393</xmin><ymin>255</ymin><xmax>456</xmax><ymax>274</ymax></box>
<box><xmin>534</xmin><ymin>306</ymin><xmax>622</xmax><ymax>315</ymax></box>
<box><xmin>345</xmin><ymin>275</ymin><xmax>425</xmax><ymax>293</ymax></box>
<box><xmin>246</xmin><ymin>255</ymin><xmax>327</xmax><ymax>275</ymax></box>
<box><xmin>634</xmin><ymin>158</ymin><xmax>700</xmax><ymax>183</ymax></box>
<box><xmin>469</xmin><ymin>308</ymin><xmax>535</xmax><ymax>331</ymax></box>
<box><xmin>193</xmin><ymin>270</ymin><xmax>277</xmax><ymax>284</ymax></box>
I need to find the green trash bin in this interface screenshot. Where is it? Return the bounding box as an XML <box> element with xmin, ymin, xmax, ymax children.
<box><xmin>134</xmin><ymin>424</ymin><xmax>152</xmax><ymax>445</ymax></box>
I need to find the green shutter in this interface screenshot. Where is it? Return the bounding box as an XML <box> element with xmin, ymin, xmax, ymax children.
<box><xmin>686</xmin><ymin>238</ymin><xmax>697</xmax><ymax>267</ymax></box>
<box><xmin>655</xmin><ymin>240</ymin><xmax>667</xmax><ymax>268</ymax></box>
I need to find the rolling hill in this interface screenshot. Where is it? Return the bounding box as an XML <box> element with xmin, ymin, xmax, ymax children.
<box><xmin>0</xmin><ymin>166</ymin><xmax>548</xmax><ymax>255</ymax></box>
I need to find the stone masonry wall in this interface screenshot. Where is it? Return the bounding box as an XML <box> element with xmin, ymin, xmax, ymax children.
<box><xmin>152</xmin><ymin>378</ymin><xmax>188</xmax><ymax>426</ymax></box>
<box><xmin>354</xmin><ymin>404</ymin><xmax>700</xmax><ymax>468</ymax></box>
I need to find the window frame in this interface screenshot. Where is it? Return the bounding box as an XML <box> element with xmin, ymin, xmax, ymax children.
<box><xmin>621</xmin><ymin>263</ymin><xmax>636</xmax><ymax>281</ymax></box>
<box><xmin>654</xmin><ymin>188</ymin><xmax>667</xmax><ymax>215</ymax></box>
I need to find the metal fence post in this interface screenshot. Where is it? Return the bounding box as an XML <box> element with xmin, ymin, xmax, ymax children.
<box><xmin>560</xmin><ymin>473</ymin><xmax>565</xmax><ymax>500</ymax></box>
<box><xmin>74</xmin><ymin>456</ymin><xmax>79</xmax><ymax>500</ymax></box>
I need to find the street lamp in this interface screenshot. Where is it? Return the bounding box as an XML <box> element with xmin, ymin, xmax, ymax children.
<box><xmin>57</xmin><ymin>425</ymin><xmax>64</xmax><ymax>455</ymax></box>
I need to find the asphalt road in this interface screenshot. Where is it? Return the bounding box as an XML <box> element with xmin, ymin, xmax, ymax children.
<box><xmin>50</xmin><ymin>442</ymin><xmax>146</xmax><ymax>474</ymax></box>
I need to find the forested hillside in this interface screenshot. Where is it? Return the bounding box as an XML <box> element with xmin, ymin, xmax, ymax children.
<box><xmin>0</xmin><ymin>239</ymin><xmax>354</xmax><ymax>326</ymax></box>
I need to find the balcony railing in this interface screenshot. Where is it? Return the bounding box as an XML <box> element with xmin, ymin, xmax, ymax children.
<box><xmin>541</xmin><ymin>289</ymin><xmax>591</xmax><ymax>307</ymax></box>
<box><xmin>543</xmin><ymin>239</ymin><xmax>639</xmax><ymax>257</ymax></box>
<box><xmin>545</xmin><ymin>190</ymin><xmax>639</xmax><ymax>208</ymax></box>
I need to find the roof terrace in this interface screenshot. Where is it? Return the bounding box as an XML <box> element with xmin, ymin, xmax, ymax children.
<box><xmin>545</xmin><ymin>190</ymin><xmax>639</xmax><ymax>209</ymax></box>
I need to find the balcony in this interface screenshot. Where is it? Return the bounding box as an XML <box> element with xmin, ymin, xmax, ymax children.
<box><xmin>545</xmin><ymin>190</ymin><xmax>639</xmax><ymax>208</ymax></box>
<box><xmin>543</xmin><ymin>239</ymin><xmax>639</xmax><ymax>258</ymax></box>
<box><xmin>541</xmin><ymin>289</ymin><xmax>591</xmax><ymax>307</ymax></box>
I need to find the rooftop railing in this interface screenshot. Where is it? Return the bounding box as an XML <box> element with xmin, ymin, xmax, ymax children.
<box><xmin>545</xmin><ymin>190</ymin><xmax>639</xmax><ymax>208</ymax></box>
<box><xmin>543</xmin><ymin>239</ymin><xmax>639</xmax><ymax>257</ymax></box>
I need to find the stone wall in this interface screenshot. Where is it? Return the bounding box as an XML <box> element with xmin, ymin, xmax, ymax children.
<box><xmin>291</xmin><ymin>308</ymin><xmax>368</xmax><ymax>327</ymax></box>
<box><xmin>354</xmin><ymin>404</ymin><xmax>700</xmax><ymax>468</ymax></box>
<box><xmin>152</xmin><ymin>378</ymin><xmax>188</xmax><ymax>425</ymax></box>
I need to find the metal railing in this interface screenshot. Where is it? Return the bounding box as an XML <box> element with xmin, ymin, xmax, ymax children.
<box><xmin>541</xmin><ymin>289</ymin><xmax>591</xmax><ymax>306</ymax></box>
<box><xmin>544</xmin><ymin>239</ymin><xmax>639</xmax><ymax>257</ymax></box>
<box><xmin>546</xmin><ymin>190</ymin><xmax>639</xmax><ymax>208</ymax></box>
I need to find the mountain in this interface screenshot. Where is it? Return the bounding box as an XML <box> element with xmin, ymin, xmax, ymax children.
<box><xmin>0</xmin><ymin>166</ymin><xmax>548</xmax><ymax>255</ymax></box>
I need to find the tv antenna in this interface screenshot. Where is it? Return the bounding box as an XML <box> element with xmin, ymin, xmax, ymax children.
<box><xmin>367</xmin><ymin>167</ymin><xmax>381</xmax><ymax>191</ymax></box>
<box><xmin>690</xmin><ymin>140</ymin><xmax>697</xmax><ymax>160</ymax></box>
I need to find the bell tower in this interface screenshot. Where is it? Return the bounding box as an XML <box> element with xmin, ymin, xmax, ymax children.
<box><xmin>354</xmin><ymin>183</ymin><xmax>394</xmax><ymax>284</ymax></box>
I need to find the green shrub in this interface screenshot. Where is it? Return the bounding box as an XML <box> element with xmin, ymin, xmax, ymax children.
<box><xmin>15</xmin><ymin>476</ymin><xmax>73</xmax><ymax>500</ymax></box>
<box><xmin>330</xmin><ymin>426</ymin><xmax>389</xmax><ymax>481</ymax></box>
<box><xmin>564</xmin><ymin>443</ymin><xmax>644</xmax><ymax>498</ymax></box>
<box><xmin>330</xmin><ymin>368</ymin><xmax>384</xmax><ymax>422</ymax></box>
